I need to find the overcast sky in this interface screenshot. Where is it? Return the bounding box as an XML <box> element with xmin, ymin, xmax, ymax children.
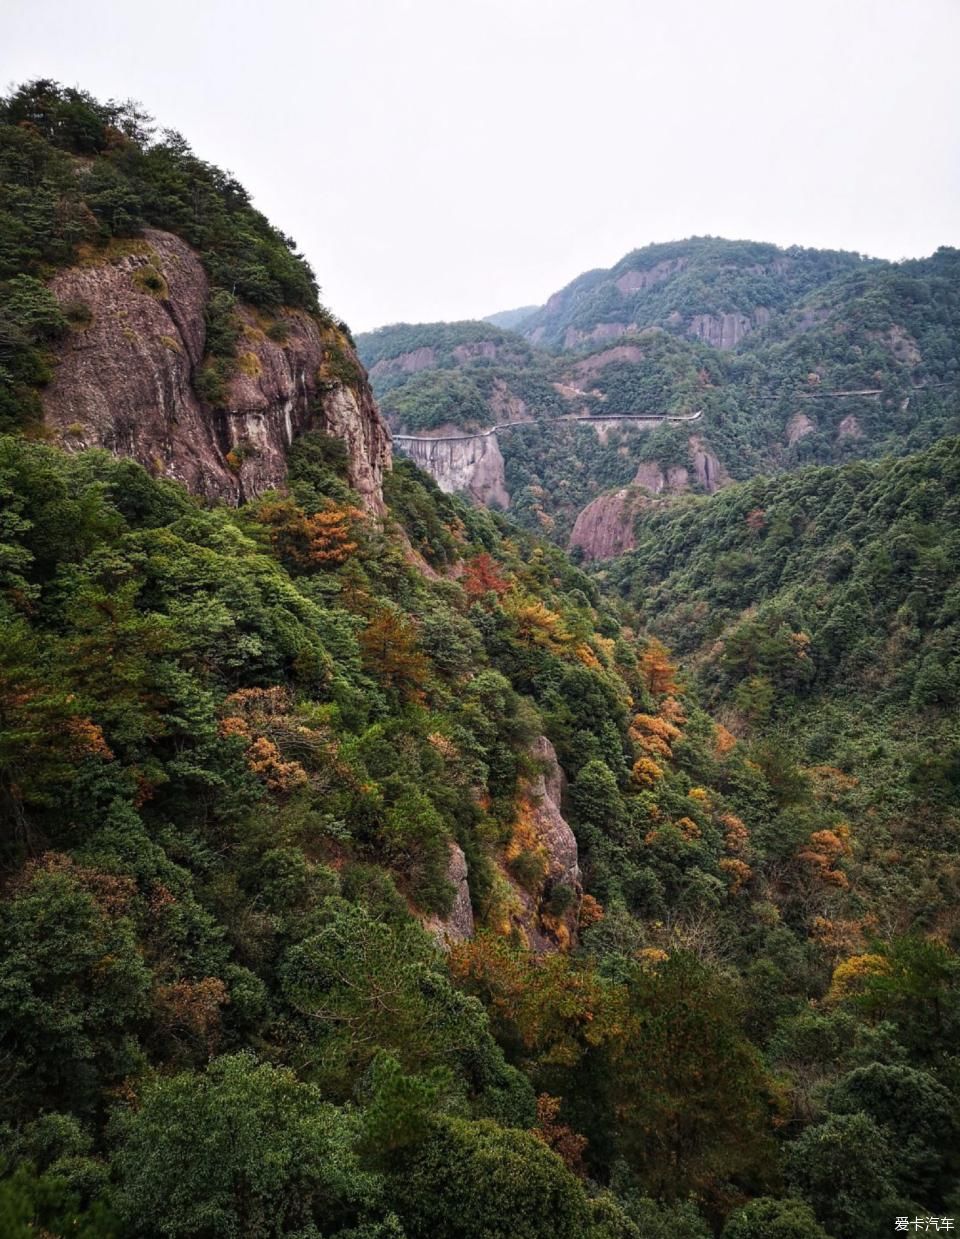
<box><xmin>4</xmin><ymin>0</ymin><xmax>959</xmax><ymax>331</ymax></box>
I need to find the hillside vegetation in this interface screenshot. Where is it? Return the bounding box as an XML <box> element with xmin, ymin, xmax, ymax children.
<box><xmin>0</xmin><ymin>80</ymin><xmax>333</xmax><ymax>428</ymax></box>
<box><xmin>604</xmin><ymin>436</ymin><xmax>960</xmax><ymax>935</ymax></box>
<box><xmin>358</xmin><ymin>239</ymin><xmax>960</xmax><ymax>543</ymax></box>
<box><xmin>3</xmin><ymin>81</ymin><xmax>960</xmax><ymax>1239</ymax></box>
<box><xmin>518</xmin><ymin>237</ymin><xmax>872</xmax><ymax>350</ymax></box>
<box><xmin>0</xmin><ymin>426</ymin><xmax>894</xmax><ymax>1239</ymax></box>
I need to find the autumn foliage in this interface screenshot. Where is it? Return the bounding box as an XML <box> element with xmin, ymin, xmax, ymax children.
<box><xmin>798</xmin><ymin>826</ymin><xmax>852</xmax><ymax>889</ymax></box>
<box><xmin>255</xmin><ymin>497</ymin><xmax>362</xmax><ymax>570</ymax></box>
<box><xmin>639</xmin><ymin>639</ymin><xmax>677</xmax><ymax>696</ymax></box>
<box><xmin>359</xmin><ymin>607</ymin><xmax>430</xmax><ymax>701</ymax></box>
<box><xmin>532</xmin><ymin>1094</ymin><xmax>588</xmax><ymax>1177</ymax></box>
<box><xmin>462</xmin><ymin>552</ymin><xmax>509</xmax><ymax>601</ymax></box>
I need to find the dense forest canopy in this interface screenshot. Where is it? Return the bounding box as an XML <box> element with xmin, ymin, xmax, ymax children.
<box><xmin>2</xmin><ymin>80</ymin><xmax>960</xmax><ymax>1239</ymax></box>
<box><xmin>602</xmin><ymin>438</ymin><xmax>960</xmax><ymax>925</ymax></box>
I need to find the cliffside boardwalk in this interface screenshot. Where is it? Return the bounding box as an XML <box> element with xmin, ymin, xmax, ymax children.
<box><xmin>392</xmin><ymin>408</ymin><xmax>704</xmax><ymax>446</ymax></box>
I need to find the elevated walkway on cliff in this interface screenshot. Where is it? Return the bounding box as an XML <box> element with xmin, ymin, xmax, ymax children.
<box><xmin>392</xmin><ymin>409</ymin><xmax>703</xmax><ymax>445</ymax></box>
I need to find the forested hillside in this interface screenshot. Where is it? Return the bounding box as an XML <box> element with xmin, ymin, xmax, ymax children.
<box><xmin>358</xmin><ymin>240</ymin><xmax>960</xmax><ymax>545</ymax></box>
<box><xmin>10</xmin><ymin>429</ymin><xmax>960</xmax><ymax>1239</ymax></box>
<box><xmin>3</xmin><ymin>80</ymin><xmax>960</xmax><ymax>1239</ymax></box>
<box><xmin>517</xmin><ymin>237</ymin><xmax>872</xmax><ymax>351</ymax></box>
<box><xmin>604</xmin><ymin>435</ymin><xmax>960</xmax><ymax>940</ymax></box>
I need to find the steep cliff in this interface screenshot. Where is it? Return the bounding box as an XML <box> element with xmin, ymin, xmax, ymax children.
<box><xmin>43</xmin><ymin>229</ymin><xmax>391</xmax><ymax>511</ymax></box>
<box><xmin>687</xmin><ymin>307</ymin><xmax>772</xmax><ymax>349</ymax></box>
<box><xmin>499</xmin><ymin>736</ymin><xmax>583</xmax><ymax>952</ymax></box>
<box><xmin>398</xmin><ymin>431</ymin><xmax>509</xmax><ymax>508</ymax></box>
<box><xmin>569</xmin><ymin>436</ymin><xmax>727</xmax><ymax>560</ymax></box>
<box><xmin>569</xmin><ymin>487</ymin><xmax>647</xmax><ymax>561</ymax></box>
<box><xmin>688</xmin><ymin>434</ymin><xmax>728</xmax><ymax>491</ymax></box>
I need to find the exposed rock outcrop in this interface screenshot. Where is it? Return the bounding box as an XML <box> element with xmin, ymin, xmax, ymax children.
<box><xmin>570</xmin><ymin>436</ymin><xmax>726</xmax><ymax>560</ymax></box>
<box><xmin>562</xmin><ymin>320</ymin><xmax>637</xmax><ymax>350</ymax></box>
<box><xmin>569</xmin><ymin>486</ymin><xmax>647</xmax><ymax>560</ymax></box>
<box><xmin>572</xmin><ymin>343</ymin><xmax>647</xmax><ymax>379</ymax></box>
<box><xmin>870</xmin><ymin>324</ymin><xmax>922</xmax><ymax>367</ymax></box>
<box><xmin>367</xmin><ymin>345</ymin><xmax>437</xmax><ymax>380</ymax></box>
<box><xmin>632</xmin><ymin>461</ymin><xmax>690</xmax><ymax>494</ymax></box>
<box><xmin>369</xmin><ymin>338</ymin><xmax>523</xmax><ymax>381</ymax></box>
<box><xmin>398</xmin><ymin>433</ymin><xmax>509</xmax><ymax>508</ymax></box>
<box><xmin>500</xmin><ymin>737</ymin><xmax>582</xmax><ymax>953</ymax></box>
<box><xmin>451</xmin><ymin>340</ymin><xmax>499</xmax><ymax>364</ymax></box>
<box><xmin>424</xmin><ymin>843</ymin><xmax>475</xmax><ymax>948</ymax></box>
<box><xmin>837</xmin><ymin>414</ymin><xmax>864</xmax><ymax>440</ymax></box>
<box><xmin>488</xmin><ymin>379</ymin><xmax>529</xmax><ymax>423</ymax></box>
<box><xmin>44</xmin><ymin>228</ymin><xmax>391</xmax><ymax>511</ymax></box>
<box><xmin>786</xmin><ymin>411</ymin><xmax>817</xmax><ymax>445</ymax></box>
<box><xmin>689</xmin><ymin>434</ymin><xmax>727</xmax><ymax>492</ymax></box>
<box><xmin>561</xmin><ymin>305</ymin><xmax>772</xmax><ymax>353</ymax></box>
<box><xmin>614</xmin><ymin>258</ymin><xmax>687</xmax><ymax>295</ymax></box>
<box><xmin>687</xmin><ymin>307</ymin><xmax>771</xmax><ymax>350</ymax></box>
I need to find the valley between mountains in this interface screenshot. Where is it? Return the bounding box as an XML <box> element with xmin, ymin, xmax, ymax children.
<box><xmin>1</xmin><ymin>81</ymin><xmax>960</xmax><ymax>1239</ymax></box>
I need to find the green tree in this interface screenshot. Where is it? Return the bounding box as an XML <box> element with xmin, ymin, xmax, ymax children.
<box><xmin>112</xmin><ymin>1054</ymin><xmax>383</xmax><ymax>1238</ymax></box>
<box><xmin>388</xmin><ymin>1116</ymin><xmax>590</xmax><ymax>1239</ymax></box>
<box><xmin>721</xmin><ymin>1197</ymin><xmax>829</xmax><ymax>1239</ymax></box>
<box><xmin>279</xmin><ymin>898</ymin><xmax>531</xmax><ymax>1117</ymax></box>
<box><xmin>0</xmin><ymin>864</ymin><xmax>151</xmax><ymax>1120</ymax></box>
<box><xmin>0</xmin><ymin>1163</ymin><xmax>117</xmax><ymax>1239</ymax></box>
<box><xmin>609</xmin><ymin>953</ymin><xmax>775</xmax><ymax>1198</ymax></box>
<box><xmin>785</xmin><ymin>1112</ymin><xmax>899</xmax><ymax>1239</ymax></box>
<box><xmin>825</xmin><ymin>1063</ymin><xmax>960</xmax><ymax>1201</ymax></box>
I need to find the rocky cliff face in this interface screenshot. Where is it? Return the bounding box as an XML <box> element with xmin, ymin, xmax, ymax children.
<box><xmin>500</xmin><ymin>736</ymin><xmax>582</xmax><ymax>953</ymax></box>
<box><xmin>397</xmin><ymin>432</ymin><xmax>509</xmax><ymax>508</ymax></box>
<box><xmin>688</xmin><ymin>434</ymin><xmax>727</xmax><ymax>491</ymax></box>
<box><xmin>687</xmin><ymin>307</ymin><xmax>771</xmax><ymax>350</ymax></box>
<box><xmin>424</xmin><ymin>739</ymin><xmax>582</xmax><ymax>953</ymax></box>
<box><xmin>368</xmin><ymin>346</ymin><xmax>437</xmax><ymax>380</ymax></box>
<box><xmin>786</xmin><ymin>411</ymin><xmax>817</xmax><ymax>445</ymax></box>
<box><xmin>424</xmin><ymin>843</ymin><xmax>475</xmax><ymax>948</ymax></box>
<box><xmin>366</xmin><ymin>337</ymin><xmax>523</xmax><ymax>383</ymax></box>
<box><xmin>572</xmin><ymin>342</ymin><xmax>648</xmax><ymax>379</ymax></box>
<box><xmin>561</xmin><ymin>320</ymin><xmax>639</xmax><ymax>350</ymax></box>
<box><xmin>633</xmin><ymin>460</ymin><xmax>692</xmax><ymax>494</ymax></box>
<box><xmin>614</xmin><ymin>258</ymin><xmax>687</xmax><ymax>294</ymax></box>
<box><xmin>43</xmin><ymin>229</ymin><xmax>391</xmax><ymax>511</ymax></box>
<box><xmin>569</xmin><ymin>436</ymin><xmax>727</xmax><ymax>560</ymax></box>
<box><xmin>837</xmin><ymin>413</ymin><xmax>864</xmax><ymax>440</ymax></box>
<box><xmin>569</xmin><ymin>487</ymin><xmax>647</xmax><ymax>561</ymax></box>
<box><xmin>557</xmin><ymin>308</ymin><xmax>773</xmax><ymax>352</ymax></box>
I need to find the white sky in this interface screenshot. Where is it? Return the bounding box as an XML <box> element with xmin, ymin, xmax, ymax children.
<box><xmin>3</xmin><ymin>0</ymin><xmax>959</xmax><ymax>331</ymax></box>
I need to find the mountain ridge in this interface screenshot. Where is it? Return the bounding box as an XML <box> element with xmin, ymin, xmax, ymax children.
<box><xmin>358</xmin><ymin>236</ymin><xmax>960</xmax><ymax>546</ymax></box>
<box><xmin>3</xmin><ymin>80</ymin><xmax>960</xmax><ymax>1239</ymax></box>
<box><xmin>0</xmin><ymin>78</ymin><xmax>391</xmax><ymax>511</ymax></box>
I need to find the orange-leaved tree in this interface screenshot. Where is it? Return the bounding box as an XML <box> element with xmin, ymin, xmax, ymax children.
<box><xmin>255</xmin><ymin>497</ymin><xmax>362</xmax><ymax>571</ymax></box>
<box><xmin>359</xmin><ymin>607</ymin><xmax>430</xmax><ymax>702</ymax></box>
<box><xmin>462</xmin><ymin>552</ymin><xmax>510</xmax><ymax>603</ymax></box>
